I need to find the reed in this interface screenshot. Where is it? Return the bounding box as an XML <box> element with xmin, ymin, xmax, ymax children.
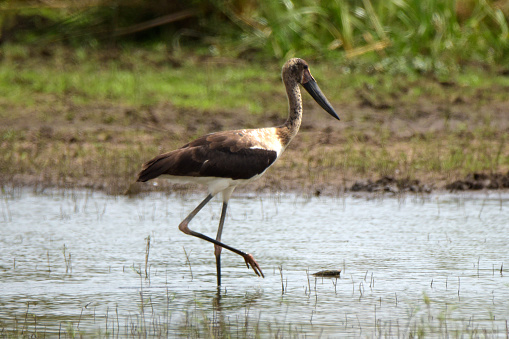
<box><xmin>182</xmin><ymin>246</ymin><xmax>194</xmax><ymax>281</ymax></box>
<box><xmin>2</xmin><ymin>0</ymin><xmax>508</xmax><ymax>70</ymax></box>
<box><xmin>144</xmin><ymin>235</ymin><xmax>151</xmax><ymax>279</ymax></box>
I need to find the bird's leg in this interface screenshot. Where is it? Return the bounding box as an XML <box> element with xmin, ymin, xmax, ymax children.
<box><xmin>178</xmin><ymin>194</ymin><xmax>213</xmax><ymax>240</ymax></box>
<box><xmin>178</xmin><ymin>195</ymin><xmax>264</xmax><ymax>278</ymax></box>
<box><xmin>215</xmin><ymin>202</ymin><xmax>228</xmax><ymax>286</ymax></box>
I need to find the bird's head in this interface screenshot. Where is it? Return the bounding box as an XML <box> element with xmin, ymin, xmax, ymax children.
<box><xmin>283</xmin><ymin>58</ymin><xmax>340</xmax><ymax>120</ymax></box>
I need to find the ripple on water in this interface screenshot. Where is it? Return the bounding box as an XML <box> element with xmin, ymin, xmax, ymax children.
<box><xmin>1</xmin><ymin>190</ymin><xmax>508</xmax><ymax>336</ymax></box>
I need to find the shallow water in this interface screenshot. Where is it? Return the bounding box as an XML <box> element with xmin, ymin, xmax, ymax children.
<box><xmin>1</xmin><ymin>189</ymin><xmax>508</xmax><ymax>337</ymax></box>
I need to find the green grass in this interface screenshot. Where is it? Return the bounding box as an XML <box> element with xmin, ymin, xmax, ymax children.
<box><xmin>3</xmin><ymin>0</ymin><xmax>508</xmax><ymax>71</ymax></box>
<box><xmin>0</xmin><ymin>45</ymin><xmax>279</xmax><ymax>114</ymax></box>
<box><xmin>1</xmin><ymin>43</ymin><xmax>509</xmax><ymax>113</ymax></box>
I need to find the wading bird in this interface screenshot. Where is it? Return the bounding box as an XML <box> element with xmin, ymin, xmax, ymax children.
<box><xmin>137</xmin><ymin>58</ymin><xmax>339</xmax><ymax>286</ymax></box>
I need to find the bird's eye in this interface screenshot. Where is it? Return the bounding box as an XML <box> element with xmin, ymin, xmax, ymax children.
<box><xmin>303</xmin><ymin>65</ymin><xmax>308</xmax><ymax>70</ymax></box>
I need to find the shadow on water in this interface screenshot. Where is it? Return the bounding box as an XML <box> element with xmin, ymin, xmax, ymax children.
<box><xmin>1</xmin><ymin>188</ymin><xmax>509</xmax><ymax>337</ymax></box>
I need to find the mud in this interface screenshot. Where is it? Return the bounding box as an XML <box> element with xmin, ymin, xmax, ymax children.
<box><xmin>445</xmin><ymin>171</ymin><xmax>509</xmax><ymax>191</ymax></box>
<box><xmin>350</xmin><ymin>176</ymin><xmax>433</xmax><ymax>193</ymax></box>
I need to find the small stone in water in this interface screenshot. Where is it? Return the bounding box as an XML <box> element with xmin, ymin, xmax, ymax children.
<box><xmin>312</xmin><ymin>269</ymin><xmax>341</xmax><ymax>277</ymax></box>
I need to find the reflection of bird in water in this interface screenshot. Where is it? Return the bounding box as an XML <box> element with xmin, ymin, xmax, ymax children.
<box><xmin>137</xmin><ymin>58</ymin><xmax>340</xmax><ymax>286</ymax></box>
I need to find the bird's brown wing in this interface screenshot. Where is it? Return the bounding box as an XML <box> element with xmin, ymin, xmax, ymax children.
<box><xmin>137</xmin><ymin>131</ymin><xmax>278</xmax><ymax>182</ymax></box>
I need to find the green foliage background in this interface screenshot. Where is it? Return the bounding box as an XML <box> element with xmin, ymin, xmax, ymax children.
<box><xmin>1</xmin><ymin>0</ymin><xmax>508</xmax><ymax>71</ymax></box>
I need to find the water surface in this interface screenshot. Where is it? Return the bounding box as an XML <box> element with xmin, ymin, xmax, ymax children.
<box><xmin>1</xmin><ymin>189</ymin><xmax>508</xmax><ymax>337</ymax></box>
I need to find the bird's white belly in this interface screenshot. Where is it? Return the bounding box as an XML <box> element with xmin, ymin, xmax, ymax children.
<box><xmin>160</xmin><ymin>173</ymin><xmax>265</xmax><ymax>196</ymax></box>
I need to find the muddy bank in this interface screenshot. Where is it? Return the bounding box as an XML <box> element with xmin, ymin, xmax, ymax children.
<box><xmin>445</xmin><ymin>172</ymin><xmax>509</xmax><ymax>191</ymax></box>
<box><xmin>2</xmin><ymin>50</ymin><xmax>509</xmax><ymax>195</ymax></box>
<box><xmin>2</xmin><ymin>94</ymin><xmax>509</xmax><ymax>196</ymax></box>
<box><xmin>350</xmin><ymin>176</ymin><xmax>433</xmax><ymax>194</ymax></box>
<box><xmin>347</xmin><ymin>173</ymin><xmax>509</xmax><ymax>194</ymax></box>
<box><xmin>6</xmin><ymin>170</ymin><xmax>509</xmax><ymax>197</ymax></box>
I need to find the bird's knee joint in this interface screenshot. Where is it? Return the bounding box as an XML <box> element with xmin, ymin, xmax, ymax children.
<box><xmin>179</xmin><ymin>221</ymin><xmax>191</xmax><ymax>235</ymax></box>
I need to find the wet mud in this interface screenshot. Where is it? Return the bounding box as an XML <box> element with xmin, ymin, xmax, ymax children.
<box><xmin>350</xmin><ymin>173</ymin><xmax>509</xmax><ymax>193</ymax></box>
<box><xmin>350</xmin><ymin>176</ymin><xmax>433</xmax><ymax>193</ymax></box>
<box><xmin>445</xmin><ymin>172</ymin><xmax>509</xmax><ymax>191</ymax></box>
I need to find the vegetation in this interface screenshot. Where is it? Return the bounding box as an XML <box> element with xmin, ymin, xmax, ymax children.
<box><xmin>1</xmin><ymin>4</ymin><xmax>508</xmax><ymax>337</ymax></box>
<box><xmin>2</xmin><ymin>0</ymin><xmax>508</xmax><ymax>69</ymax></box>
<box><xmin>1</xmin><ymin>1</ymin><xmax>508</xmax><ymax>194</ymax></box>
<box><xmin>1</xmin><ymin>289</ymin><xmax>506</xmax><ymax>338</ymax></box>
<box><xmin>1</xmin><ymin>45</ymin><xmax>508</xmax><ymax>194</ymax></box>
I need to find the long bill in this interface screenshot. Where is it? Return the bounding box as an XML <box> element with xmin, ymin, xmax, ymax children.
<box><xmin>302</xmin><ymin>79</ymin><xmax>340</xmax><ymax>120</ymax></box>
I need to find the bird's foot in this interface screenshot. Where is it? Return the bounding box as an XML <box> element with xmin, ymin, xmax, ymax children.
<box><xmin>243</xmin><ymin>253</ymin><xmax>264</xmax><ymax>278</ymax></box>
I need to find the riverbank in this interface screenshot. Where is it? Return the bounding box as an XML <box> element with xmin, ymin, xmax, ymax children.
<box><xmin>1</xmin><ymin>45</ymin><xmax>508</xmax><ymax>195</ymax></box>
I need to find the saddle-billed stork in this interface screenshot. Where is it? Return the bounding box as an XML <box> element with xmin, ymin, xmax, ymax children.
<box><xmin>137</xmin><ymin>58</ymin><xmax>339</xmax><ymax>286</ymax></box>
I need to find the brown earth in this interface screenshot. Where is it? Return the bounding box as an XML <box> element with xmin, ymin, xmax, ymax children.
<box><xmin>1</xmin><ymin>52</ymin><xmax>509</xmax><ymax>195</ymax></box>
<box><xmin>3</xmin><ymin>92</ymin><xmax>509</xmax><ymax>196</ymax></box>
<box><xmin>445</xmin><ymin>172</ymin><xmax>509</xmax><ymax>191</ymax></box>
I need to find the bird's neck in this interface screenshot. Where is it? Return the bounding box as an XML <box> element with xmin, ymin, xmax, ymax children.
<box><xmin>277</xmin><ymin>79</ymin><xmax>302</xmax><ymax>148</ymax></box>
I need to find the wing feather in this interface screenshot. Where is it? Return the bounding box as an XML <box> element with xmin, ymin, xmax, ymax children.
<box><xmin>137</xmin><ymin>130</ymin><xmax>278</xmax><ymax>182</ymax></box>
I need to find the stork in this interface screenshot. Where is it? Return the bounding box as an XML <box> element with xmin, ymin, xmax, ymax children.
<box><xmin>137</xmin><ymin>58</ymin><xmax>340</xmax><ymax>286</ymax></box>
